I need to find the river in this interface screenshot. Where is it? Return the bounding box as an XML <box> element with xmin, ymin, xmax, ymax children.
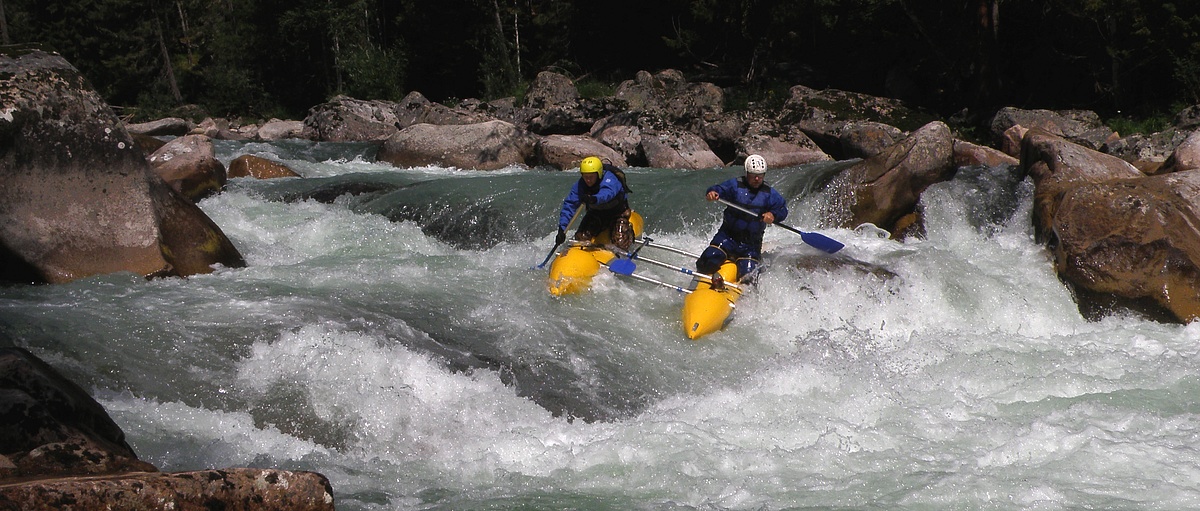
<box><xmin>2</xmin><ymin>139</ymin><xmax>1198</xmax><ymax>510</ymax></box>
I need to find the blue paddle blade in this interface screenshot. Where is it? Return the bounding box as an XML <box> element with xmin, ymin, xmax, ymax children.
<box><xmin>608</xmin><ymin>258</ymin><xmax>637</xmax><ymax>275</ymax></box>
<box><xmin>800</xmin><ymin>231</ymin><xmax>844</xmax><ymax>253</ymax></box>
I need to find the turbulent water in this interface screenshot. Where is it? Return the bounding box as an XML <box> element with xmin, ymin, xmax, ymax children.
<box><xmin>3</xmin><ymin>139</ymin><xmax>1200</xmax><ymax>510</ymax></box>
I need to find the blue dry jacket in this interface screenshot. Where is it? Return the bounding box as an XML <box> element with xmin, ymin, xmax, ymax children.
<box><xmin>709</xmin><ymin>177</ymin><xmax>789</xmax><ymax>245</ymax></box>
<box><xmin>559</xmin><ymin>169</ymin><xmax>627</xmax><ymax>230</ymax></box>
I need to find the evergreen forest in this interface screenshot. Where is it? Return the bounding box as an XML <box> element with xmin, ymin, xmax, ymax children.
<box><xmin>5</xmin><ymin>0</ymin><xmax>1200</xmax><ymax>130</ymax></box>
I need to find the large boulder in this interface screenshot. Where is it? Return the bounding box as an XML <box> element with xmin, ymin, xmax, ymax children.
<box><xmin>146</xmin><ymin>134</ymin><xmax>227</xmax><ymax>200</ymax></box>
<box><xmin>0</xmin><ymin>47</ymin><xmax>244</xmax><ymax>284</ymax></box>
<box><xmin>0</xmin><ymin>347</ymin><xmax>334</xmax><ymax>510</ymax></box>
<box><xmin>1020</xmin><ymin>128</ymin><xmax>1200</xmax><ymax>321</ymax></box>
<box><xmin>0</xmin><ymin>347</ymin><xmax>154</xmax><ymax>480</ymax></box>
<box><xmin>392</xmin><ymin>91</ymin><xmax>494</xmax><ymax>131</ymax></box>
<box><xmin>377</xmin><ymin>120</ymin><xmax>536</xmax><ymax>170</ymax></box>
<box><xmin>535</xmin><ymin>135</ymin><xmax>627</xmax><ymax>170</ymax></box>
<box><xmin>990</xmin><ymin>106</ymin><xmax>1118</xmax><ymax>151</ymax></box>
<box><xmin>590</xmin><ymin>112</ymin><xmax>645</xmax><ymax>164</ymax></box>
<box><xmin>952</xmin><ymin>139</ymin><xmax>1019</xmax><ymax>168</ymax></box>
<box><xmin>776</xmin><ymin>85</ymin><xmax>938</xmax><ymax>158</ymax></box>
<box><xmin>1020</xmin><ymin>128</ymin><xmax>1143</xmax><ymax>243</ymax></box>
<box><xmin>1051</xmin><ymin>170</ymin><xmax>1200</xmax><ymax>322</ymax></box>
<box><xmin>257</xmin><ymin>118</ymin><xmax>306</xmax><ymax>140</ymax></box>
<box><xmin>124</xmin><ymin>117</ymin><xmax>194</xmax><ymax>137</ymax></box>
<box><xmin>614</xmin><ymin>69</ymin><xmax>724</xmax><ymax>123</ymax></box>
<box><xmin>1101</xmin><ymin>128</ymin><xmax>1189</xmax><ymax>175</ymax></box>
<box><xmin>1153</xmin><ymin>129</ymin><xmax>1200</xmax><ymax>175</ymax></box>
<box><xmin>838</xmin><ymin>121</ymin><xmax>904</xmax><ymax>159</ymax></box>
<box><xmin>821</xmin><ymin>121</ymin><xmax>958</xmax><ymax>236</ymax></box>
<box><xmin>524</xmin><ymin>70</ymin><xmax>580</xmax><ymax>110</ymax></box>
<box><xmin>640</xmin><ymin>130</ymin><xmax>724</xmax><ymax>170</ymax></box>
<box><xmin>737</xmin><ymin>128</ymin><xmax>833</xmax><ymax>168</ymax></box>
<box><xmin>301</xmin><ymin>95</ymin><xmax>406</xmax><ymax>141</ymax></box>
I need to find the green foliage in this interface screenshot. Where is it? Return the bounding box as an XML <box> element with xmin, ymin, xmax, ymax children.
<box><xmin>576</xmin><ymin>79</ymin><xmax>615</xmax><ymax>100</ymax></box>
<box><xmin>478</xmin><ymin>18</ymin><xmax>519</xmax><ymax>101</ymax></box>
<box><xmin>1106</xmin><ymin>112</ymin><xmax>1174</xmax><ymax>136</ymax></box>
<box><xmin>342</xmin><ymin>47</ymin><xmax>408</xmax><ymax>102</ymax></box>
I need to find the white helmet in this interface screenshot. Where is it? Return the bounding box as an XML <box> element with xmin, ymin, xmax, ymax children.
<box><xmin>745</xmin><ymin>154</ymin><xmax>767</xmax><ymax>174</ymax></box>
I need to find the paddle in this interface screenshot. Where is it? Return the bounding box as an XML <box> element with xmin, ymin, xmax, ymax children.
<box><xmin>534</xmin><ymin>205</ymin><xmax>583</xmax><ymax>269</ymax></box>
<box><xmin>716</xmin><ymin>198</ymin><xmax>844</xmax><ymax>253</ymax></box>
<box><xmin>605</xmin><ymin>237</ymin><xmax>648</xmax><ymax>275</ymax></box>
<box><xmin>609</xmin><ymin>250</ymin><xmax>741</xmax><ymax>291</ymax></box>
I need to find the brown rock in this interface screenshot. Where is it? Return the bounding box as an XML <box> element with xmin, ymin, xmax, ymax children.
<box><xmin>1155</xmin><ymin>129</ymin><xmax>1200</xmax><ymax>175</ymax></box>
<box><xmin>1020</xmin><ymin>128</ymin><xmax>1142</xmax><ymax>243</ymax></box>
<box><xmin>0</xmin><ymin>469</ymin><xmax>335</xmax><ymax>511</ymax></box>
<box><xmin>524</xmin><ymin>71</ymin><xmax>580</xmax><ymax>110</ymax></box>
<box><xmin>838</xmin><ymin>121</ymin><xmax>903</xmax><ymax>159</ymax></box>
<box><xmin>150</xmin><ymin>180</ymin><xmax>246</xmax><ymax>276</ymax></box>
<box><xmin>1052</xmin><ymin>171</ymin><xmax>1200</xmax><ymax>322</ymax></box>
<box><xmin>614</xmin><ymin>69</ymin><xmax>723</xmax><ymax>122</ymax></box>
<box><xmin>821</xmin><ymin>121</ymin><xmax>958</xmax><ymax>236</ymax></box>
<box><xmin>124</xmin><ymin>117</ymin><xmax>195</xmax><ymax>137</ymax></box>
<box><xmin>952</xmin><ymin>139</ymin><xmax>1019</xmax><ymax>168</ymax></box>
<box><xmin>195</xmin><ymin>117</ymin><xmax>251</xmax><ymax>141</ymax></box>
<box><xmin>147</xmin><ymin>134</ymin><xmax>228</xmax><ymax>201</ymax></box>
<box><xmin>776</xmin><ymin>84</ymin><xmax>938</xmax><ymax>157</ymax></box>
<box><xmin>131</xmin><ymin>133</ymin><xmax>167</xmax><ymax>158</ymax></box>
<box><xmin>228</xmin><ymin>155</ymin><xmax>302</xmax><ymax>179</ymax></box>
<box><xmin>256</xmin><ymin>119</ymin><xmax>306</xmax><ymax>141</ymax></box>
<box><xmin>1000</xmin><ymin>124</ymin><xmax>1028</xmax><ymax>157</ymax></box>
<box><xmin>739</xmin><ymin>133</ymin><xmax>833</xmax><ymax>167</ymax></box>
<box><xmin>0</xmin><ymin>347</ymin><xmax>156</xmax><ymax>481</ymax></box>
<box><xmin>990</xmin><ymin>107</ymin><xmax>1116</xmax><ymax>151</ymax></box>
<box><xmin>302</xmin><ymin>95</ymin><xmax>406</xmax><ymax>141</ymax></box>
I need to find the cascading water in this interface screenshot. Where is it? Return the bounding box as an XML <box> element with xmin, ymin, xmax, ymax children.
<box><xmin>2</xmin><ymin>139</ymin><xmax>1198</xmax><ymax>510</ymax></box>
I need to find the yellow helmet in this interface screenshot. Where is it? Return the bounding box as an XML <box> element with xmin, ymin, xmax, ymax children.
<box><xmin>580</xmin><ymin>156</ymin><xmax>603</xmax><ymax>175</ymax></box>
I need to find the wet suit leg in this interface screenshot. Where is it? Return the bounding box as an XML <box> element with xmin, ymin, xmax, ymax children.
<box><xmin>696</xmin><ymin>231</ymin><xmax>735</xmax><ymax>275</ymax></box>
<box><xmin>698</xmin><ymin>232</ymin><xmax>763</xmax><ymax>284</ymax></box>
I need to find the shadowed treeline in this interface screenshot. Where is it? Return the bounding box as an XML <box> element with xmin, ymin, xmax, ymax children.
<box><xmin>5</xmin><ymin>1</ymin><xmax>1199</xmax><ymax>130</ymax></box>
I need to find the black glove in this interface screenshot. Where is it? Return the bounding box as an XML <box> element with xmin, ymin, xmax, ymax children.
<box><xmin>556</xmin><ymin>228</ymin><xmax>566</xmax><ymax>245</ymax></box>
<box><xmin>581</xmin><ymin>194</ymin><xmax>597</xmax><ymax>205</ymax></box>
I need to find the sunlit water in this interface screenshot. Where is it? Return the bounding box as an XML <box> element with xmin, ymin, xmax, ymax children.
<box><xmin>2</xmin><ymin>139</ymin><xmax>1199</xmax><ymax>510</ymax></box>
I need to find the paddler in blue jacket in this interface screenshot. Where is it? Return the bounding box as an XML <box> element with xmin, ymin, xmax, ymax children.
<box><xmin>696</xmin><ymin>154</ymin><xmax>788</xmax><ymax>290</ymax></box>
<box><xmin>557</xmin><ymin>156</ymin><xmax>634</xmax><ymax>251</ymax></box>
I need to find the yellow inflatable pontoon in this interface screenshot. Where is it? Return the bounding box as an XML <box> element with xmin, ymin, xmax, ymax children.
<box><xmin>681</xmin><ymin>261</ymin><xmax>742</xmax><ymax>340</ymax></box>
<box><xmin>547</xmin><ymin>212</ymin><xmax>643</xmax><ymax>296</ymax></box>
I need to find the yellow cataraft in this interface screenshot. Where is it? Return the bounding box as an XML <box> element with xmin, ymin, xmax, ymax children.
<box><xmin>547</xmin><ymin>212</ymin><xmax>644</xmax><ymax>296</ymax></box>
